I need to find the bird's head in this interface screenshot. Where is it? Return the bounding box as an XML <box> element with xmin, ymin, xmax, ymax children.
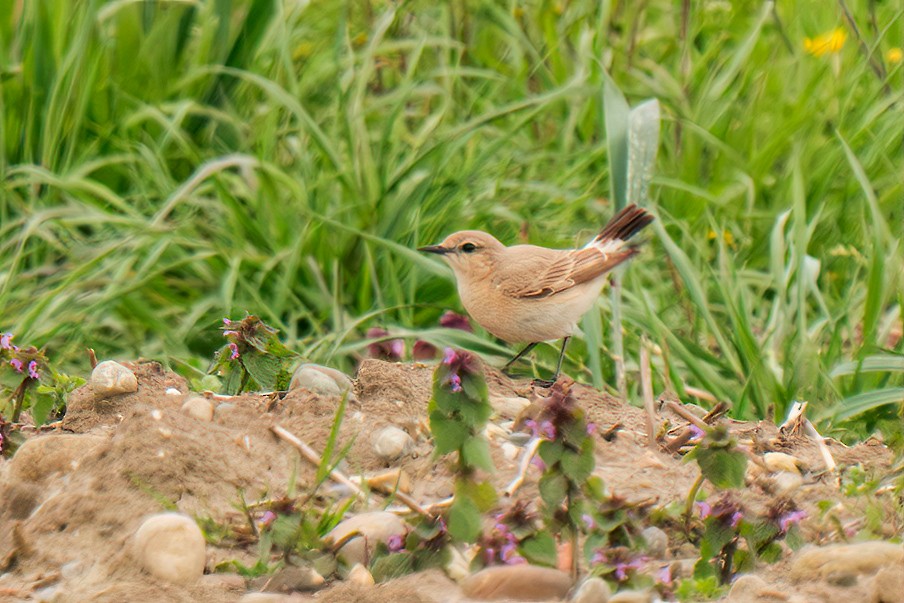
<box><xmin>418</xmin><ymin>230</ymin><xmax>504</xmax><ymax>281</ymax></box>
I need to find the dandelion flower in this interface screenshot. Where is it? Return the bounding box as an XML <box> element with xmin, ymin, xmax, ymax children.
<box><xmin>804</xmin><ymin>28</ymin><xmax>846</xmax><ymax>57</ymax></box>
<box><xmin>887</xmin><ymin>48</ymin><xmax>903</xmax><ymax>64</ymax></box>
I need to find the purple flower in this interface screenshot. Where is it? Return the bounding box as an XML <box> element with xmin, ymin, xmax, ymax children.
<box><xmin>586</xmin><ymin>422</ymin><xmax>597</xmax><ymax>435</ymax></box>
<box><xmin>730</xmin><ymin>510</ymin><xmax>743</xmax><ymax>528</ymax></box>
<box><xmin>366</xmin><ymin>327</ymin><xmax>405</xmax><ymax>361</ymax></box>
<box><xmin>228</xmin><ymin>342</ymin><xmax>240</xmax><ymax>359</ymax></box>
<box><xmin>688</xmin><ymin>425</ymin><xmax>705</xmax><ymax>442</ymax></box>
<box><xmin>500</xmin><ymin>542</ymin><xmax>525</xmax><ymax>565</ymax></box>
<box><xmin>442</xmin><ymin>347</ymin><xmax>458</xmax><ymax>366</ymax></box>
<box><xmin>779</xmin><ymin>510</ymin><xmax>807</xmax><ymax>533</ymax></box>
<box><xmin>223</xmin><ymin>330</ymin><xmax>238</xmax><ymax>337</ymax></box>
<box><xmin>695</xmin><ymin>501</ymin><xmax>712</xmax><ymax>519</ymax></box>
<box><xmin>0</xmin><ymin>333</ymin><xmax>12</xmax><ymax>350</ymax></box>
<box><xmin>613</xmin><ymin>557</ymin><xmax>646</xmax><ymax>582</ymax></box>
<box><xmin>485</xmin><ymin>547</ymin><xmax>496</xmax><ymax>563</ymax></box>
<box><xmin>582</xmin><ymin>514</ymin><xmax>596</xmax><ymax>530</ymax></box>
<box><xmin>387</xmin><ymin>534</ymin><xmax>405</xmax><ymax>552</ymax></box>
<box><xmin>223</xmin><ymin>318</ymin><xmax>232</xmax><ymax>325</ymax></box>
<box><xmin>27</xmin><ymin>360</ymin><xmax>39</xmax><ymax>380</ymax></box>
<box><xmin>412</xmin><ymin>340</ymin><xmax>438</xmax><ymax>361</ymax></box>
<box><xmin>531</xmin><ymin>456</ymin><xmax>546</xmax><ymax>471</ymax></box>
<box><xmin>539</xmin><ymin>420</ymin><xmax>556</xmax><ymax>440</ymax></box>
<box><xmin>449</xmin><ymin>373</ymin><xmax>462</xmax><ymax>393</ymax></box>
<box><xmin>9</xmin><ymin>358</ymin><xmax>23</xmax><ymax>373</ymax></box>
<box><xmin>655</xmin><ymin>564</ymin><xmax>673</xmax><ymax>585</ymax></box>
<box><xmin>256</xmin><ymin>511</ymin><xmax>277</xmax><ymax>530</ymax></box>
<box><xmin>439</xmin><ymin>311</ymin><xmax>473</xmax><ymax>332</ymax></box>
<box><xmin>590</xmin><ymin>550</ymin><xmax>607</xmax><ymax>565</ymax></box>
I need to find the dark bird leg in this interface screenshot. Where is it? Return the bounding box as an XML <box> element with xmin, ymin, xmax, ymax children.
<box><xmin>532</xmin><ymin>337</ymin><xmax>570</xmax><ymax>388</ymax></box>
<box><xmin>502</xmin><ymin>342</ymin><xmax>539</xmax><ymax>374</ymax></box>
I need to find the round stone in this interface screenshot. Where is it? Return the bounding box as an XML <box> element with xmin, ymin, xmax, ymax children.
<box><xmin>90</xmin><ymin>360</ymin><xmax>138</xmax><ymax>397</ymax></box>
<box><xmin>134</xmin><ymin>513</ymin><xmax>206</xmax><ymax>585</ymax></box>
<box><xmin>181</xmin><ymin>396</ymin><xmax>214</xmax><ymax>422</ymax></box>
<box><xmin>372</xmin><ymin>426</ymin><xmax>414</xmax><ymax>462</ymax></box>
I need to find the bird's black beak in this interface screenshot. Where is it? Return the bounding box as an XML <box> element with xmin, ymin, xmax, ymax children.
<box><xmin>418</xmin><ymin>245</ymin><xmax>451</xmax><ymax>255</ymax></box>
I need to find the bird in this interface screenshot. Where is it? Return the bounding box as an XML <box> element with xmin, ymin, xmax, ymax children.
<box><xmin>418</xmin><ymin>204</ymin><xmax>654</xmax><ymax>387</ymax></box>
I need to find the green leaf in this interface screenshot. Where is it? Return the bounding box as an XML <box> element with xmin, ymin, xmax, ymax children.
<box><xmin>833</xmin><ymin>388</ymin><xmax>904</xmax><ymax>422</ymax></box>
<box><xmin>520</xmin><ymin>532</ymin><xmax>558</xmax><ymax>567</ymax></box>
<box><xmin>458</xmin><ymin>396</ymin><xmax>492</xmax><ymax>427</ymax></box>
<box><xmin>461</xmin><ymin>436</ymin><xmax>494</xmax><ymax>473</ymax></box>
<box><xmin>448</xmin><ymin>496</ymin><xmax>481</xmax><ymax>542</ymax></box>
<box><xmin>694</xmin><ymin>447</ymin><xmax>747</xmax><ymax>489</ymax></box>
<box><xmin>560</xmin><ymin>440</ymin><xmax>594</xmax><ymax>483</ymax></box>
<box><xmin>538</xmin><ymin>440</ymin><xmax>564</xmax><ymax>465</ymax></box>
<box><xmin>457</xmin><ymin>479</ymin><xmax>497</xmax><ymax>512</ymax></box>
<box><xmin>429</xmin><ymin>410</ymin><xmax>468</xmax><ymax>455</ymax></box>
<box><xmin>241</xmin><ymin>352</ymin><xmax>281</xmax><ymax>390</ymax></box>
<box><xmin>539</xmin><ymin>472</ymin><xmax>568</xmax><ymax>509</ymax></box>
<box><xmin>29</xmin><ymin>393</ymin><xmax>55</xmax><ymax>426</ymax></box>
<box><xmin>830</xmin><ymin>355</ymin><xmax>904</xmax><ymax>378</ymax></box>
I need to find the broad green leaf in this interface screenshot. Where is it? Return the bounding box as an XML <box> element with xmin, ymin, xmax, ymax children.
<box><xmin>833</xmin><ymin>388</ymin><xmax>904</xmax><ymax>422</ymax></box>
<box><xmin>429</xmin><ymin>411</ymin><xmax>468</xmax><ymax>455</ymax></box>
<box><xmin>538</xmin><ymin>440</ymin><xmax>564</xmax><ymax>465</ymax></box>
<box><xmin>560</xmin><ymin>440</ymin><xmax>594</xmax><ymax>483</ymax></box>
<box><xmin>539</xmin><ymin>472</ymin><xmax>568</xmax><ymax>509</ymax></box>
<box><xmin>693</xmin><ymin>447</ymin><xmax>747</xmax><ymax>489</ymax></box>
<box><xmin>520</xmin><ymin>532</ymin><xmax>558</xmax><ymax>567</ymax></box>
<box><xmin>461</xmin><ymin>436</ymin><xmax>494</xmax><ymax>473</ymax></box>
<box><xmin>448</xmin><ymin>496</ymin><xmax>481</xmax><ymax>542</ymax></box>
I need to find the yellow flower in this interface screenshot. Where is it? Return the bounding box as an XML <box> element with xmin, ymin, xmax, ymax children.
<box><xmin>804</xmin><ymin>28</ymin><xmax>847</xmax><ymax>57</ymax></box>
<box><xmin>887</xmin><ymin>48</ymin><xmax>903</xmax><ymax>64</ymax></box>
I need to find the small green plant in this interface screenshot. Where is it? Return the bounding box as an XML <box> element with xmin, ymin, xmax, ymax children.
<box><xmin>211</xmin><ymin>316</ymin><xmax>300</xmax><ymax>394</ymax></box>
<box><xmin>369</xmin><ymin>515</ymin><xmax>451</xmax><ymax>581</ymax></box>
<box><xmin>428</xmin><ymin>348</ymin><xmax>495</xmax><ymax>542</ymax></box>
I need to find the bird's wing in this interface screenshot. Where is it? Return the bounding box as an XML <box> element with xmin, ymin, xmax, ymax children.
<box><xmin>497</xmin><ymin>246</ymin><xmax>638</xmax><ymax>300</ymax></box>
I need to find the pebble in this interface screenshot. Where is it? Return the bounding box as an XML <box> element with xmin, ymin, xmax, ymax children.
<box><xmin>325</xmin><ymin>511</ymin><xmax>407</xmax><ymax>566</ymax></box>
<box><xmin>727</xmin><ymin>574</ymin><xmax>768</xmax><ymax>602</ymax></box>
<box><xmin>571</xmin><ymin>576</ymin><xmax>612</xmax><ymax>603</ymax></box>
<box><xmin>347</xmin><ymin>563</ymin><xmax>375</xmax><ymax>587</ymax></box>
<box><xmin>9</xmin><ymin>434</ymin><xmax>107</xmax><ymax>482</ymax></box>
<box><xmin>372</xmin><ymin>426</ymin><xmax>414</xmax><ymax>461</ymax></box>
<box><xmin>641</xmin><ymin>526</ymin><xmax>668</xmax><ymax>558</ymax></box>
<box><xmin>501</xmin><ymin>442</ymin><xmax>520</xmax><ymax>461</ymax></box>
<box><xmin>872</xmin><ymin>565</ymin><xmax>904</xmax><ymax>603</ymax></box>
<box><xmin>289</xmin><ymin>364</ymin><xmax>355</xmax><ymax>400</ymax></box>
<box><xmin>133</xmin><ymin>513</ymin><xmax>206</xmax><ymax>585</ymax></box>
<box><xmin>763</xmin><ymin>452</ymin><xmax>802</xmax><ymax>474</ymax></box>
<box><xmin>490</xmin><ymin>395</ymin><xmax>531</xmax><ymax>418</ymax></box>
<box><xmin>461</xmin><ymin>565</ymin><xmax>572</xmax><ymax>601</ymax></box>
<box><xmin>790</xmin><ymin>541</ymin><xmax>904</xmax><ymax>583</ymax></box>
<box><xmin>181</xmin><ymin>396</ymin><xmax>214</xmax><ymax>422</ymax></box>
<box><xmin>90</xmin><ymin>360</ymin><xmax>138</xmax><ymax>397</ymax></box>
<box><xmin>772</xmin><ymin>471</ymin><xmax>804</xmax><ymax>496</ymax></box>
<box><xmin>608</xmin><ymin>591</ymin><xmax>653</xmax><ymax>603</ymax></box>
<box><xmin>252</xmin><ymin>565</ymin><xmax>324</xmax><ymax>592</ymax></box>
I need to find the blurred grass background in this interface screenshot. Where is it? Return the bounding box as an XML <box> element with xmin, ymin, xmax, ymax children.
<box><xmin>0</xmin><ymin>0</ymin><xmax>902</xmax><ymax>433</ymax></box>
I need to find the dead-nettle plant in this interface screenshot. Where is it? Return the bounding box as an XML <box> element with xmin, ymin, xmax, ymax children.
<box><xmin>428</xmin><ymin>348</ymin><xmax>496</xmax><ymax>542</ymax></box>
<box><xmin>212</xmin><ymin>316</ymin><xmax>300</xmax><ymax>394</ymax></box>
<box><xmin>521</xmin><ymin>381</ymin><xmax>600</xmax><ymax>572</ymax></box>
<box><xmin>0</xmin><ymin>332</ymin><xmax>83</xmax><ymax>454</ymax></box>
<box><xmin>684</xmin><ymin>425</ymin><xmax>806</xmax><ymax>585</ymax></box>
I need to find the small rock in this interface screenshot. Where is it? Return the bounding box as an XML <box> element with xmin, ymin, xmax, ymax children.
<box><xmin>181</xmin><ymin>396</ymin><xmax>214</xmax><ymax>422</ymax></box>
<box><xmin>165</xmin><ymin>388</ymin><xmax>182</xmax><ymax>396</ymax></box>
<box><xmin>501</xmin><ymin>442</ymin><xmax>520</xmax><ymax>461</ymax></box>
<box><xmin>134</xmin><ymin>513</ymin><xmax>206</xmax><ymax>585</ymax></box>
<box><xmin>641</xmin><ymin>526</ymin><xmax>668</xmax><ymax>558</ymax></box>
<box><xmin>372</xmin><ymin>426</ymin><xmax>414</xmax><ymax>461</ymax></box>
<box><xmin>445</xmin><ymin>545</ymin><xmax>471</xmax><ymax>582</ymax></box>
<box><xmin>326</xmin><ymin>512</ymin><xmax>407</xmax><ymax>566</ymax></box>
<box><xmin>289</xmin><ymin>364</ymin><xmax>355</xmax><ymax>399</ymax></box>
<box><xmin>790</xmin><ymin>541</ymin><xmax>904</xmax><ymax>583</ymax></box>
<box><xmin>347</xmin><ymin>564</ymin><xmax>375</xmax><ymax>587</ymax></box>
<box><xmin>571</xmin><ymin>576</ymin><xmax>612</xmax><ymax>603</ymax></box>
<box><xmin>239</xmin><ymin>594</ymin><xmax>292</xmax><ymax>603</ymax></box>
<box><xmin>490</xmin><ymin>395</ymin><xmax>531</xmax><ymax>418</ymax></box>
<box><xmin>608</xmin><ymin>591</ymin><xmax>653</xmax><ymax>603</ymax></box>
<box><xmin>872</xmin><ymin>565</ymin><xmax>904</xmax><ymax>603</ymax></box>
<box><xmin>763</xmin><ymin>452</ymin><xmax>802</xmax><ymax>474</ymax></box>
<box><xmin>772</xmin><ymin>471</ymin><xmax>804</xmax><ymax>496</ymax></box>
<box><xmin>727</xmin><ymin>574</ymin><xmax>768</xmax><ymax>602</ymax></box>
<box><xmin>34</xmin><ymin>585</ymin><xmax>63</xmax><ymax>603</ymax></box>
<box><xmin>253</xmin><ymin>565</ymin><xmax>324</xmax><ymax>593</ymax></box>
<box><xmin>214</xmin><ymin>403</ymin><xmax>235</xmax><ymax>419</ymax></box>
<box><xmin>9</xmin><ymin>434</ymin><xmax>107</xmax><ymax>482</ymax></box>
<box><xmin>461</xmin><ymin>565</ymin><xmax>572</xmax><ymax>601</ymax></box>
<box><xmin>90</xmin><ymin>360</ymin><xmax>138</xmax><ymax>397</ymax></box>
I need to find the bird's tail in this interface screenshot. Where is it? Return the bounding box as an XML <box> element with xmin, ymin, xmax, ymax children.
<box><xmin>586</xmin><ymin>204</ymin><xmax>654</xmax><ymax>253</ymax></box>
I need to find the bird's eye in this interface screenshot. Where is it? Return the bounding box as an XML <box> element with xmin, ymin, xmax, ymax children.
<box><xmin>461</xmin><ymin>242</ymin><xmax>477</xmax><ymax>253</ymax></box>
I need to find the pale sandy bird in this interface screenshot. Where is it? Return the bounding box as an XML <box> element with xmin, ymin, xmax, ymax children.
<box><xmin>419</xmin><ymin>205</ymin><xmax>654</xmax><ymax>386</ymax></box>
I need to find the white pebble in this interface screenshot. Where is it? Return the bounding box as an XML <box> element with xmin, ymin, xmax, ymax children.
<box><xmin>181</xmin><ymin>396</ymin><xmax>214</xmax><ymax>422</ymax></box>
<box><xmin>90</xmin><ymin>361</ymin><xmax>138</xmax><ymax>397</ymax></box>
<box><xmin>134</xmin><ymin>513</ymin><xmax>206</xmax><ymax>585</ymax></box>
<box><xmin>372</xmin><ymin>426</ymin><xmax>414</xmax><ymax>461</ymax></box>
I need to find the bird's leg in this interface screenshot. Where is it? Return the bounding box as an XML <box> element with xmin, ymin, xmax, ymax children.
<box><xmin>532</xmin><ymin>337</ymin><xmax>570</xmax><ymax>388</ymax></box>
<box><xmin>502</xmin><ymin>342</ymin><xmax>539</xmax><ymax>374</ymax></box>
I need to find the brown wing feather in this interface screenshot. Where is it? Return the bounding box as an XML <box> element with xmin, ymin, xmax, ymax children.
<box><xmin>504</xmin><ymin>247</ymin><xmax>638</xmax><ymax>299</ymax></box>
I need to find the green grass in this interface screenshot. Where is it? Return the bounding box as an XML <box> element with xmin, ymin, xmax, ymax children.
<box><xmin>1</xmin><ymin>0</ymin><xmax>902</xmax><ymax>433</ymax></box>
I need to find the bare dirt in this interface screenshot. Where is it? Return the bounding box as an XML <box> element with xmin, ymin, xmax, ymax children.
<box><xmin>0</xmin><ymin>359</ymin><xmax>900</xmax><ymax>602</ymax></box>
